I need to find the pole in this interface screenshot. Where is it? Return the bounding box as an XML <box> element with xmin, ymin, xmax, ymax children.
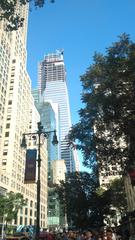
<box><xmin>36</xmin><ymin>129</ymin><xmax>41</xmax><ymax>240</ymax></box>
<box><xmin>20</xmin><ymin>122</ymin><xmax>58</xmax><ymax>240</ymax></box>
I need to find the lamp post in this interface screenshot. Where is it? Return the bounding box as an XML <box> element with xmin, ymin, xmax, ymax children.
<box><xmin>21</xmin><ymin>122</ymin><xmax>58</xmax><ymax>240</ymax></box>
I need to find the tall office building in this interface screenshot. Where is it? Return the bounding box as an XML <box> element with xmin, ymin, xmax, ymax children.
<box><xmin>33</xmin><ymin>100</ymin><xmax>60</xmax><ymax>178</ymax></box>
<box><xmin>38</xmin><ymin>51</ymin><xmax>79</xmax><ymax>172</ymax></box>
<box><xmin>31</xmin><ymin>91</ymin><xmax>64</xmax><ymax>230</ymax></box>
<box><xmin>0</xmin><ymin>3</ymin><xmax>48</xmax><ymax>228</ymax></box>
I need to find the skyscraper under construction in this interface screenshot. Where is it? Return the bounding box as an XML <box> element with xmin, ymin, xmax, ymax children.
<box><xmin>38</xmin><ymin>51</ymin><xmax>79</xmax><ymax>172</ymax></box>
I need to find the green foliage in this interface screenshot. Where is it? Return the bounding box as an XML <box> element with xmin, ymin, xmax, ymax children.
<box><xmin>0</xmin><ymin>0</ymin><xmax>55</xmax><ymax>31</ymax></box>
<box><xmin>108</xmin><ymin>178</ymin><xmax>127</xmax><ymax>212</ymax></box>
<box><xmin>56</xmin><ymin>170</ymin><xmax>105</xmax><ymax>229</ymax></box>
<box><xmin>94</xmin><ymin>178</ymin><xmax>127</xmax><ymax>224</ymax></box>
<box><xmin>0</xmin><ymin>191</ymin><xmax>26</xmax><ymax>222</ymax></box>
<box><xmin>69</xmin><ymin>33</ymin><xmax>135</xmax><ymax>171</ymax></box>
<box><xmin>56</xmin><ymin>171</ymin><xmax>127</xmax><ymax>228</ymax></box>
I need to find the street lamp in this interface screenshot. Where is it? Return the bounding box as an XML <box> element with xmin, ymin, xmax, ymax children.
<box><xmin>21</xmin><ymin>121</ymin><xmax>58</xmax><ymax>240</ymax></box>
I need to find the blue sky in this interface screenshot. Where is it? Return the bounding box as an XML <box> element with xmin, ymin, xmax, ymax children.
<box><xmin>27</xmin><ymin>0</ymin><xmax>135</xmax><ymax>170</ymax></box>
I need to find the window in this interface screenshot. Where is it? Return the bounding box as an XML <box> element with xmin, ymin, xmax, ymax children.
<box><xmin>4</xmin><ymin>140</ymin><xmax>8</xmax><ymax>146</ymax></box>
<box><xmin>3</xmin><ymin>150</ymin><xmax>7</xmax><ymax>156</ymax></box>
<box><xmin>25</xmin><ymin>208</ymin><xmax>28</xmax><ymax>215</ymax></box>
<box><xmin>30</xmin><ymin>200</ymin><xmax>33</xmax><ymax>207</ymax></box>
<box><xmin>30</xmin><ymin>209</ymin><xmax>32</xmax><ymax>216</ymax></box>
<box><xmin>30</xmin><ymin>219</ymin><xmax>32</xmax><ymax>225</ymax></box>
<box><xmin>10</xmin><ymin>79</ymin><xmax>14</xmax><ymax>84</ymax></box>
<box><xmin>8</xmin><ymin>100</ymin><xmax>12</xmax><ymax>105</ymax></box>
<box><xmin>9</xmin><ymin>86</ymin><xmax>13</xmax><ymax>90</ymax></box>
<box><xmin>20</xmin><ymin>216</ymin><xmax>23</xmax><ymax>225</ymax></box>
<box><xmin>6</xmin><ymin>123</ymin><xmax>10</xmax><ymax>129</ymax></box>
<box><xmin>7</xmin><ymin>115</ymin><xmax>11</xmax><ymax>120</ymax></box>
<box><xmin>14</xmin><ymin>218</ymin><xmax>17</xmax><ymax>225</ymax></box>
<box><xmin>2</xmin><ymin>159</ymin><xmax>7</xmax><ymax>165</ymax></box>
<box><xmin>5</xmin><ymin>132</ymin><xmax>9</xmax><ymax>137</ymax></box>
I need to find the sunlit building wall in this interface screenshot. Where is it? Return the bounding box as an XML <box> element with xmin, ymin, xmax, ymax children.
<box><xmin>72</xmin><ymin>146</ymin><xmax>80</xmax><ymax>172</ymax></box>
<box><xmin>51</xmin><ymin>159</ymin><xmax>66</xmax><ymax>185</ymax></box>
<box><xmin>0</xmin><ymin>2</ymin><xmax>48</xmax><ymax>228</ymax></box>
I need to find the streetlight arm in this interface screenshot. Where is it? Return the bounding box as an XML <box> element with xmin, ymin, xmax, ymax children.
<box><xmin>21</xmin><ymin>129</ymin><xmax>58</xmax><ymax>148</ymax></box>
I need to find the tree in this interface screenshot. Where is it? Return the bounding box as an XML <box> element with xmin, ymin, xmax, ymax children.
<box><xmin>108</xmin><ymin>178</ymin><xmax>127</xmax><ymax>214</ymax></box>
<box><xmin>98</xmin><ymin>178</ymin><xmax>128</xmax><ymax>227</ymax></box>
<box><xmin>56</xmin><ymin>170</ymin><xmax>108</xmax><ymax>229</ymax></box>
<box><xmin>0</xmin><ymin>0</ymin><xmax>55</xmax><ymax>31</ymax></box>
<box><xmin>69</xmin><ymin>34</ymin><xmax>135</xmax><ymax>172</ymax></box>
<box><xmin>0</xmin><ymin>191</ymin><xmax>26</xmax><ymax>223</ymax></box>
<box><xmin>56</xmin><ymin>171</ymin><xmax>128</xmax><ymax>229</ymax></box>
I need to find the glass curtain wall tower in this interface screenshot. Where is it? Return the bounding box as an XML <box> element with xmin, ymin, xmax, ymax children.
<box><xmin>38</xmin><ymin>51</ymin><xmax>75</xmax><ymax>172</ymax></box>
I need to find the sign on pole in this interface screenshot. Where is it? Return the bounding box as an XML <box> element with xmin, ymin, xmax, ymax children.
<box><xmin>24</xmin><ymin>149</ymin><xmax>37</xmax><ymax>184</ymax></box>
